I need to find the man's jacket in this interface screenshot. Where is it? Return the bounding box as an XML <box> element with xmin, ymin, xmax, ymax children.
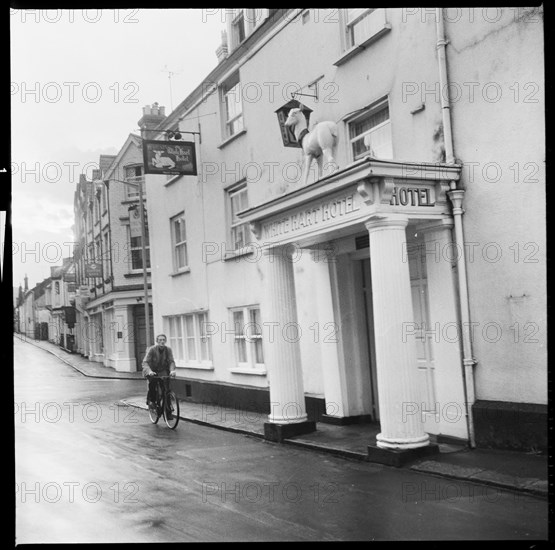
<box><xmin>142</xmin><ymin>345</ymin><xmax>176</xmax><ymax>378</ymax></box>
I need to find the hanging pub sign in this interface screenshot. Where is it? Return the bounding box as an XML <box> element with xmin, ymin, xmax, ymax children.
<box><xmin>85</xmin><ymin>261</ymin><xmax>102</xmax><ymax>278</ymax></box>
<box><xmin>63</xmin><ymin>271</ymin><xmax>76</xmax><ymax>283</ymax></box>
<box><xmin>142</xmin><ymin>139</ymin><xmax>197</xmax><ymax>176</ymax></box>
<box><xmin>275</xmin><ymin>100</ymin><xmax>313</xmax><ymax>148</ymax></box>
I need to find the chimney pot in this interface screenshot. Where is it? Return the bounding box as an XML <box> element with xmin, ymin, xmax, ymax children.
<box><xmin>138</xmin><ymin>103</ymin><xmax>167</xmax><ymax>135</ymax></box>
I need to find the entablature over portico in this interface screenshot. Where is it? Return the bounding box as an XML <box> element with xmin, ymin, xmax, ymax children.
<box><xmin>238</xmin><ymin>157</ymin><xmax>461</xmax><ymax>247</ymax></box>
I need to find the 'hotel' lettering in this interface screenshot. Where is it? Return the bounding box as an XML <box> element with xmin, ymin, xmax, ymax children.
<box><xmin>390</xmin><ymin>187</ymin><xmax>434</xmax><ymax>207</ymax></box>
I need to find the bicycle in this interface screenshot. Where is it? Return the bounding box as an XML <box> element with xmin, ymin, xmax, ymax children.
<box><xmin>147</xmin><ymin>375</ymin><xmax>180</xmax><ymax>429</ymax></box>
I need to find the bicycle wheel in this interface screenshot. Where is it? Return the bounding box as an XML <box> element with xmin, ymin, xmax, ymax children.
<box><xmin>163</xmin><ymin>391</ymin><xmax>180</xmax><ymax>429</ymax></box>
<box><xmin>148</xmin><ymin>383</ymin><xmax>162</xmax><ymax>424</ymax></box>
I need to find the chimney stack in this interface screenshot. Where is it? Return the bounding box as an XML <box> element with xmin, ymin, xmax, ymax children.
<box><xmin>138</xmin><ymin>102</ymin><xmax>166</xmax><ymax>138</ymax></box>
<box><xmin>24</xmin><ymin>274</ymin><xmax>28</xmax><ymax>292</ymax></box>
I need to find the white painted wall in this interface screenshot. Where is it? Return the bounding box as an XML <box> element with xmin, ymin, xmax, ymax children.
<box><xmin>146</xmin><ymin>8</ymin><xmax>545</xmax><ymax>407</ymax></box>
<box><xmin>445</xmin><ymin>9</ymin><xmax>546</xmax><ymax>403</ymax></box>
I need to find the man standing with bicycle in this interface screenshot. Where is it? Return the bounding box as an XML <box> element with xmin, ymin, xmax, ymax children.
<box><xmin>142</xmin><ymin>334</ymin><xmax>177</xmax><ymax>418</ymax></box>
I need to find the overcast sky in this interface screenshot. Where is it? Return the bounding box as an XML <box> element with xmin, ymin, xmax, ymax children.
<box><xmin>10</xmin><ymin>8</ymin><xmax>225</xmax><ymax>289</ymax></box>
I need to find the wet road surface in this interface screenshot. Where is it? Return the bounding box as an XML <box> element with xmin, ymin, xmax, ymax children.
<box><xmin>14</xmin><ymin>338</ymin><xmax>548</xmax><ymax>543</ymax></box>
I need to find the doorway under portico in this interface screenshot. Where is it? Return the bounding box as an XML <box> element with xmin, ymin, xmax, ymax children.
<box><xmin>239</xmin><ymin>158</ymin><xmax>469</xmax><ymax>457</ymax></box>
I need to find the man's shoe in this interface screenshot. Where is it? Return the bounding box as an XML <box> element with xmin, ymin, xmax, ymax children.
<box><xmin>166</xmin><ymin>411</ymin><xmax>173</xmax><ymax>420</ymax></box>
<box><xmin>147</xmin><ymin>400</ymin><xmax>156</xmax><ymax>409</ymax></box>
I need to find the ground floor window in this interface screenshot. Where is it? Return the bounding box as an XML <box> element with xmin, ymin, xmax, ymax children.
<box><xmin>229</xmin><ymin>305</ymin><xmax>265</xmax><ymax>374</ymax></box>
<box><xmin>165</xmin><ymin>311</ymin><xmax>212</xmax><ymax>369</ymax></box>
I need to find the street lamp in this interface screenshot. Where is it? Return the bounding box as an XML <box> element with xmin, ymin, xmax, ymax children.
<box><xmin>97</xmin><ymin>177</ymin><xmax>151</xmax><ymax>349</ymax></box>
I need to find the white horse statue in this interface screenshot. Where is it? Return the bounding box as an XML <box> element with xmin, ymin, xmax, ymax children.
<box><xmin>284</xmin><ymin>108</ymin><xmax>339</xmax><ymax>186</ymax></box>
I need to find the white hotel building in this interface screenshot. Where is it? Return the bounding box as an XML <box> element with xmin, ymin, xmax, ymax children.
<box><xmin>140</xmin><ymin>8</ymin><xmax>545</xmax><ymax>458</ymax></box>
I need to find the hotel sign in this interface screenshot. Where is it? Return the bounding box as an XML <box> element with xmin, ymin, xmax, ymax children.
<box><xmin>241</xmin><ymin>160</ymin><xmax>457</xmax><ymax>247</ymax></box>
<box><xmin>142</xmin><ymin>139</ymin><xmax>197</xmax><ymax>176</ymax></box>
<box><xmin>389</xmin><ymin>185</ymin><xmax>435</xmax><ymax>207</ymax></box>
<box><xmin>85</xmin><ymin>261</ymin><xmax>102</xmax><ymax>278</ymax></box>
<box><xmin>260</xmin><ymin>191</ymin><xmax>362</xmax><ymax>241</ymax></box>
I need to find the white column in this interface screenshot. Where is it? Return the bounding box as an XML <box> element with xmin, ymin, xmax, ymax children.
<box><xmin>420</xmin><ymin>220</ymin><xmax>468</xmax><ymax>439</ymax></box>
<box><xmin>262</xmin><ymin>246</ymin><xmax>308</xmax><ymax>424</ymax></box>
<box><xmin>307</xmin><ymin>246</ymin><xmax>347</xmax><ymax>418</ymax></box>
<box><xmin>366</xmin><ymin>214</ymin><xmax>430</xmax><ymax>449</ymax></box>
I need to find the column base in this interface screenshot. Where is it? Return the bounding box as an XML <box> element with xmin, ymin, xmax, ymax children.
<box><xmin>264</xmin><ymin>421</ymin><xmax>316</xmax><ymax>443</ymax></box>
<box><xmin>376</xmin><ymin>432</ymin><xmax>431</xmax><ymax>449</ymax></box>
<box><xmin>367</xmin><ymin>443</ymin><xmax>439</xmax><ymax>468</ymax></box>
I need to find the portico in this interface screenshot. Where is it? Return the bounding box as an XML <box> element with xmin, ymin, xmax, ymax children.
<box><xmin>239</xmin><ymin>158</ymin><xmax>468</xmax><ymax>458</ymax></box>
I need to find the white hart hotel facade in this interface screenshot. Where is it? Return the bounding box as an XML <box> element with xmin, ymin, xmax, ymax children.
<box><xmin>144</xmin><ymin>8</ymin><xmax>545</xmax><ymax>455</ymax></box>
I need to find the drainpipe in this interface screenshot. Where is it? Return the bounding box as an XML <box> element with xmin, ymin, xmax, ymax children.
<box><xmin>447</xmin><ymin>187</ymin><xmax>476</xmax><ymax>448</ymax></box>
<box><xmin>436</xmin><ymin>8</ymin><xmax>477</xmax><ymax>447</ymax></box>
<box><xmin>436</xmin><ymin>9</ymin><xmax>455</xmax><ymax>164</ymax></box>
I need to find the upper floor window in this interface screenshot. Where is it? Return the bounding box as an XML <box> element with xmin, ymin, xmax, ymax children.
<box><xmin>221</xmin><ymin>72</ymin><xmax>244</xmax><ymax>139</ymax></box>
<box><xmin>228</xmin><ymin>9</ymin><xmax>269</xmax><ymax>50</ymax></box>
<box><xmin>124</xmin><ymin>165</ymin><xmax>144</xmax><ymax>199</ymax></box>
<box><xmin>230</xmin><ymin>9</ymin><xmax>245</xmax><ymax>49</ymax></box>
<box><xmin>335</xmin><ymin>8</ymin><xmax>391</xmax><ymax>66</ymax></box>
<box><xmin>129</xmin><ymin>231</ymin><xmax>151</xmax><ymax>271</ymax></box>
<box><xmin>345</xmin><ymin>8</ymin><xmax>376</xmax><ymax>48</ymax></box>
<box><xmin>348</xmin><ymin>99</ymin><xmax>392</xmax><ymax>161</ymax></box>
<box><xmin>228</xmin><ymin>183</ymin><xmax>250</xmax><ymax>251</ymax></box>
<box><xmin>171</xmin><ymin>213</ymin><xmax>188</xmax><ymax>271</ymax></box>
<box><xmin>55</xmin><ymin>281</ymin><xmax>60</xmax><ymax>294</ymax></box>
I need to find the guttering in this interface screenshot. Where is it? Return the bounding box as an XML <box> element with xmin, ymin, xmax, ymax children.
<box><xmin>436</xmin><ymin>8</ymin><xmax>476</xmax><ymax>447</ymax></box>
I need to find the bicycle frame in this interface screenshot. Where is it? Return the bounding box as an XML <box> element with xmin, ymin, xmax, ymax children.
<box><xmin>147</xmin><ymin>375</ymin><xmax>179</xmax><ymax>429</ymax></box>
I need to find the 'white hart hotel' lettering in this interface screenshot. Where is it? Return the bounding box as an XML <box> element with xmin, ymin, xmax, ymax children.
<box><xmin>262</xmin><ymin>194</ymin><xmax>359</xmax><ymax>239</ymax></box>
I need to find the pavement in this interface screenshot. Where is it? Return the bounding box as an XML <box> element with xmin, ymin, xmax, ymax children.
<box><xmin>16</xmin><ymin>334</ymin><xmax>549</xmax><ymax>499</ymax></box>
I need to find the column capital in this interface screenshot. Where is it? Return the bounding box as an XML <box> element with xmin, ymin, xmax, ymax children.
<box><xmin>365</xmin><ymin>213</ymin><xmax>409</xmax><ymax>232</ymax></box>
